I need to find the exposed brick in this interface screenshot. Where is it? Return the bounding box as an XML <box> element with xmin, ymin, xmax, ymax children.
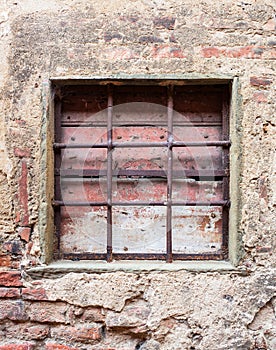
<box><xmin>18</xmin><ymin>160</ymin><xmax>29</xmax><ymax>226</ymax></box>
<box><xmin>18</xmin><ymin>227</ymin><xmax>31</xmax><ymax>242</ymax></box>
<box><xmin>253</xmin><ymin>92</ymin><xmax>268</xmax><ymax>103</ymax></box>
<box><xmin>201</xmin><ymin>47</ymin><xmax>221</xmax><ymax>58</ymax></box>
<box><xmin>2</xmin><ymin>241</ymin><xmax>23</xmax><ymax>256</ymax></box>
<box><xmin>0</xmin><ymin>300</ymin><xmax>27</xmax><ymax>321</ymax></box>
<box><xmin>0</xmin><ymin>287</ymin><xmax>20</xmax><ymax>298</ymax></box>
<box><xmin>151</xmin><ymin>45</ymin><xmax>186</xmax><ymax>58</ymax></box>
<box><xmin>139</xmin><ymin>35</ymin><xmax>164</xmax><ymax>43</ymax></box>
<box><xmin>201</xmin><ymin>46</ymin><xmax>276</xmax><ymax>59</ymax></box>
<box><xmin>104</xmin><ymin>33</ymin><xmax>123</xmax><ymax>42</ymax></box>
<box><xmin>81</xmin><ymin>307</ymin><xmax>105</xmax><ymax>322</ymax></box>
<box><xmin>258</xmin><ymin>176</ymin><xmax>268</xmax><ymax>202</ymax></box>
<box><xmin>51</xmin><ymin>325</ymin><xmax>102</xmax><ymax>343</ymax></box>
<box><xmin>14</xmin><ymin>147</ymin><xmax>31</xmax><ymax>158</ymax></box>
<box><xmin>264</xmin><ymin>17</ymin><xmax>276</xmax><ymax>31</ymax></box>
<box><xmin>7</xmin><ymin>323</ymin><xmax>50</xmax><ymax>340</ymax></box>
<box><xmin>45</xmin><ymin>344</ymin><xmax>78</xmax><ymax>350</ymax></box>
<box><xmin>0</xmin><ymin>345</ymin><xmax>34</xmax><ymax>350</ymax></box>
<box><xmin>22</xmin><ymin>288</ymin><xmax>48</xmax><ymax>301</ymax></box>
<box><xmin>0</xmin><ymin>254</ymin><xmax>12</xmax><ymax>267</ymax></box>
<box><xmin>0</xmin><ymin>271</ymin><xmax>22</xmax><ymax>287</ymax></box>
<box><xmin>26</xmin><ymin>302</ymin><xmax>68</xmax><ymax>323</ymax></box>
<box><xmin>153</xmin><ymin>17</ymin><xmax>175</xmax><ymax>30</ymax></box>
<box><xmin>256</xmin><ymin>246</ymin><xmax>273</xmax><ymax>253</ymax></box>
<box><xmin>250</xmin><ymin>77</ymin><xmax>272</xmax><ymax>87</ymax></box>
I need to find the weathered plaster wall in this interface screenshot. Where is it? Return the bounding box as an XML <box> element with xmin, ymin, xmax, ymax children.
<box><xmin>0</xmin><ymin>0</ymin><xmax>275</xmax><ymax>349</ymax></box>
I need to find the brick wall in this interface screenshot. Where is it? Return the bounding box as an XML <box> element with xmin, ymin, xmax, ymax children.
<box><xmin>0</xmin><ymin>1</ymin><xmax>275</xmax><ymax>349</ymax></box>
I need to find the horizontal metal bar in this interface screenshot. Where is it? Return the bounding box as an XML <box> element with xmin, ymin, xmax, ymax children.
<box><xmin>173</xmin><ymin>141</ymin><xmax>231</xmax><ymax>147</ymax></box>
<box><xmin>53</xmin><ymin>140</ymin><xmax>231</xmax><ymax>149</ymax></box>
<box><xmin>57</xmin><ymin>252</ymin><xmax>225</xmax><ymax>261</ymax></box>
<box><xmin>57</xmin><ymin>169</ymin><xmax>228</xmax><ymax>178</ymax></box>
<box><xmin>53</xmin><ymin>200</ymin><xmax>230</xmax><ymax>207</ymax></box>
<box><xmin>61</xmin><ymin>122</ymin><xmax>223</xmax><ymax>128</ymax></box>
<box><xmin>54</xmin><ymin>143</ymin><xmax>108</xmax><ymax>149</ymax></box>
<box><xmin>53</xmin><ymin>200</ymin><xmax>107</xmax><ymax>207</ymax></box>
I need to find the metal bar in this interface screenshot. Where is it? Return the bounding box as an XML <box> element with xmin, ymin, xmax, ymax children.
<box><xmin>53</xmin><ymin>200</ymin><xmax>230</xmax><ymax>207</ymax></box>
<box><xmin>54</xmin><ymin>143</ymin><xmax>108</xmax><ymax>149</ymax></box>
<box><xmin>107</xmin><ymin>84</ymin><xmax>113</xmax><ymax>262</ymax></box>
<box><xmin>172</xmin><ymin>141</ymin><xmax>231</xmax><ymax>147</ymax></box>
<box><xmin>53</xmin><ymin>200</ymin><xmax>108</xmax><ymax>206</ymax></box>
<box><xmin>58</xmin><ymin>252</ymin><xmax>224</xmax><ymax>261</ymax></box>
<box><xmin>166</xmin><ymin>85</ymin><xmax>173</xmax><ymax>263</ymax></box>
<box><xmin>56</xmin><ymin>169</ymin><xmax>228</xmax><ymax>178</ymax></box>
<box><xmin>61</xmin><ymin>121</ymin><xmax>223</xmax><ymax>128</ymax></box>
<box><xmin>53</xmin><ymin>140</ymin><xmax>231</xmax><ymax>149</ymax></box>
<box><xmin>54</xmin><ymin>95</ymin><xmax>62</xmax><ymax>259</ymax></box>
<box><xmin>222</xmin><ymin>86</ymin><xmax>230</xmax><ymax>258</ymax></box>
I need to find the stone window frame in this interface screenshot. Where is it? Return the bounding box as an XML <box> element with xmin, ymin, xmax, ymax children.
<box><xmin>37</xmin><ymin>74</ymin><xmax>242</xmax><ymax>272</ymax></box>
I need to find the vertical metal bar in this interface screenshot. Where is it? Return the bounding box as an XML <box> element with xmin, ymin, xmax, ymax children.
<box><xmin>222</xmin><ymin>86</ymin><xmax>230</xmax><ymax>258</ymax></box>
<box><xmin>54</xmin><ymin>93</ymin><xmax>62</xmax><ymax>258</ymax></box>
<box><xmin>166</xmin><ymin>85</ymin><xmax>174</xmax><ymax>263</ymax></box>
<box><xmin>107</xmin><ymin>84</ymin><xmax>113</xmax><ymax>262</ymax></box>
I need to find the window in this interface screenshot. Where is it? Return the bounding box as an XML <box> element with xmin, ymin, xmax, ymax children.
<box><xmin>52</xmin><ymin>80</ymin><xmax>231</xmax><ymax>262</ymax></box>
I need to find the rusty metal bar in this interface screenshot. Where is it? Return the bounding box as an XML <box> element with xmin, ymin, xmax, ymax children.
<box><xmin>53</xmin><ymin>140</ymin><xmax>231</xmax><ymax>149</ymax></box>
<box><xmin>222</xmin><ymin>86</ymin><xmax>230</xmax><ymax>258</ymax></box>
<box><xmin>107</xmin><ymin>84</ymin><xmax>113</xmax><ymax>262</ymax></box>
<box><xmin>54</xmin><ymin>95</ymin><xmax>62</xmax><ymax>258</ymax></box>
<box><xmin>57</xmin><ymin>169</ymin><xmax>228</xmax><ymax>178</ymax></box>
<box><xmin>166</xmin><ymin>85</ymin><xmax>173</xmax><ymax>263</ymax></box>
<box><xmin>54</xmin><ymin>143</ymin><xmax>107</xmax><ymax>149</ymax></box>
<box><xmin>172</xmin><ymin>141</ymin><xmax>231</xmax><ymax>147</ymax></box>
<box><xmin>53</xmin><ymin>200</ymin><xmax>230</xmax><ymax>207</ymax></box>
<box><xmin>58</xmin><ymin>252</ymin><xmax>224</xmax><ymax>261</ymax></box>
<box><xmin>61</xmin><ymin>121</ymin><xmax>223</xmax><ymax>128</ymax></box>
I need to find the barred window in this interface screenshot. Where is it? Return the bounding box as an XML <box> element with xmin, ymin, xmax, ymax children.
<box><xmin>53</xmin><ymin>80</ymin><xmax>230</xmax><ymax>262</ymax></box>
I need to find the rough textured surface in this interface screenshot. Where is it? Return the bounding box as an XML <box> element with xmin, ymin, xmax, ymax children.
<box><xmin>0</xmin><ymin>0</ymin><xmax>275</xmax><ymax>349</ymax></box>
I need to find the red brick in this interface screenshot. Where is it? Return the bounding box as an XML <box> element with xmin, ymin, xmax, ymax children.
<box><xmin>253</xmin><ymin>92</ymin><xmax>268</xmax><ymax>103</ymax></box>
<box><xmin>7</xmin><ymin>323</ymin><xmax>50</xmax><ymax>340</ymax></box>
<box><xmin>26</xmin><ymin>301</ymin><xmax>68</xmax><ymax>323</ymax></box>
<box><xmin>201</xmin><ymin>47</ymin><xmax>220</xmax><ymax>58</ymax></box>
<box><xmin>225</xmin><ymin>46</ymin><xmax>260</xmax><ymax>58</ymax></box>
<box><xmin>0</xmin><ymin>287</ymin><xmax>20</xmax><ymax>298</ymax></box>
<box><xmin>0</xmin><ymin>271</ymin><xmax>22</xmax><ymax>287</ymax></box>
<box><xmin>151</xmin><ymin>45</ymin><xmax>186</xmax><ymax>58</ymax></box>
<box><xmin>22</xmin><ymin>288</ymin><xmax>48</xmax><ymax>301</ymax></box>
<box><xmin>45</xmin><ymin>344</ymin><xmax>78</xmax><ymax>350</ymax></box>
<box><xmin>14</xmin><ymin>147</ymin><xmax>31</xmax><ymax>158</ymax></box>
<box><xmin>0</xmin><ymin>300</ymin><xmax>27</xmax><ymax>321</ymax></box>
<box><xmin>250</xmin><ymin>76</ymin><xmax>272</xmax><ymax>87</ymax></box>
<box><xmin>256</xmin><ymin>246</ymin><xmax>272</xmax><ymax>253</ymax></box>
<box><xmin>51</xmin><ymin>325</ymin><xmax>102</xmax><ymax>343</ymax></box>
<box><xmin>264</xmin><ymin>17</ymin><xmax>276</xmax><ymax>31</ymax></box>
<box><xmin>202</xmin><ymin>46</ymin><xmax>276</xmax><ymax>59</ymax></box>
<box><xmin>2</xmin><ymin>241</ymin><xmax>23</xmax><ymax>256</ymax></box>
<box><xmin>81</xmin><ymin>307</ymin><xmax>105</xmax><ymax>322</ymax></box>
<box><xmin>258</xmin><ymin>176</ymin><xmax>268</xmax><ymax>201</ymax></box>
<box><xmin>153</xmin><ymin>17</ymin><xmax>175</xmax><ymax>30</ymax></box>
<box><xmin>18</xmin><ymin>160</ymin><xmax>29</xmax><ymax>226</ymax></box>
<box><xmin>0</xmin><ymin>254</ymin><xmax>12</xmax><ymax>267</ymax></box>
<box><xmin>0</xmin><ymin>345</ymin><xmax>34</xmax><ymax>350</ymax></box>
<box><xmin>18</xmin><ymin>227</ymin><xmax>31</xmax><ymax>242</ymax></box>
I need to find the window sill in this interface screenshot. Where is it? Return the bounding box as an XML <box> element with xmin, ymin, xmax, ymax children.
<box><xmin>26</xmin><ymin>260</ymin><xmax>247</xmax><ymax>279</ymax></box>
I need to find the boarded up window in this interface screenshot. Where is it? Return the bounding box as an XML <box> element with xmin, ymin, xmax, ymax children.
<box><xmin>53</xmin><ymin>80</ymin><xmax>231</xmax><ymax>261</ymax></box>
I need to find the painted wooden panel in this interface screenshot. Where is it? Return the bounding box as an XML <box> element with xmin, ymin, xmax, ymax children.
<box><xmin>60</xmin><ymin>206</ymin><xmax>222</xmax><ymax>254</ymax></box>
